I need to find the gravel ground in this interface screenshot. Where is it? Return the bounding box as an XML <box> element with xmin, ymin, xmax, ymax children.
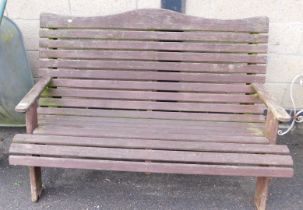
<box><xmin>0</xmin><ymin>127</ymin><xmax>302</xmax><ymax>210</ymax></box>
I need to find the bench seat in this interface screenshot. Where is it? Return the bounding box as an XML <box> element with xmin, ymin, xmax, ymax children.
<box><xmin>10</xmin><ymin>113</ymin><xmax>293</xmax><ymax>178</ymax></box>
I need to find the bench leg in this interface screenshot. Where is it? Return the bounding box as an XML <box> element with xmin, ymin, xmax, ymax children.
<box><xmin>29</xmin><ymin>166</ymin><xmax>43</xmax><ymax>202</ymax></box>
<box><xmin>255</xmin><ymin>177</ymin><xmax>270</xmax><ymax>210</ymax></box>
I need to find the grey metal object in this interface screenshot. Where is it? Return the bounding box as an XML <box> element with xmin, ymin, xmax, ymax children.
<box><xmin>0</xmin><ymin>12</ymin><xmax>34</xmax><ymax>126</ymax></box>
<box><xmin>278</xmin><ymin>74</ymin><xmax>303</xmax><ymax>135</ymax></box>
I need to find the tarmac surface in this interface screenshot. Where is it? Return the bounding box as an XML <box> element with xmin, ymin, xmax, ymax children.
<box><xmin>0</xmin><ymin>127</ymin><xmax>302</xmax><ymax>210</ymax></box>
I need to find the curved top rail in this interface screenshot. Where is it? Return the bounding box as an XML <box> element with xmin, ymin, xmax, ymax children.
<box><xmin>40</xmin><ymin>9</ymin><xmax>269</xmax><ymax>33</ymax></box>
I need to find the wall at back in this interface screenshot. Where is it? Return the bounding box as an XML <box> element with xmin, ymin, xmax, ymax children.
<box><xmin>5</xmin><ymin>0</ymin><xmax>303</xmax><ymax>108</ymax></box>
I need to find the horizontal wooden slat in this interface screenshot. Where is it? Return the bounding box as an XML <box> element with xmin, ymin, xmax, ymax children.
<box><xmin>42</xmin><ymin>88</ymin><xmax>260</xmax><ymax>103</ymax></box>
<box><xmin>38</xmin><ymin>107</ymin><xmax>266</xmax><ymax>123</ymax></box>
<box><xmin>33</xmin><ymin>125</ymin><xmax>266</xmax><ymax>143</ymax></box>
<box><xmin>40</xmin><ymin>9</ymin><xmax>269</xmax><ymax>33</ymax></box>
<box><xmin>9</xmin><ymin>143</ymin><xmax>292</xmax><ymax>166</ymax></box>
<box><xmin>40</xmin><ymin>29</ymin><xmax>268</xmax><ymax>43</ymax></box>
<box><xmin>39</xmin><ymin>119</ymin><xmax>264</xmax><ymax>136</ymax></box>
<box><xmin>40</xmin><ymin>50</ymin><xmax>266</xmax><ymax>64</ymax></box>
<box><xmin>40</xmin><ymin>39</ymin><xmax>267</xmax><ymax>54</ymax></box>
<box><xmin>14</xmin><ymin>134</ymin><xmax>286</xmax><ymax>154</ymax></box>
<box><xmin>39</xmin><ymin>60</ymin><xmax>266</xmax><ymax>73</ymax></box>
<box><xmin>38</xmin><ymin>69</ymin><xmax>265</xmax><ymax>84</ymax></box>
<box><xmin>39</xmin><ymin>98</ymin><xmax>265</xmax><ymax>113</ymax></box>
<box><xmin>9</xmin><ymin>156</ymin><xmax>293</xmax><ymax>177</ymax></box>
<box><xmin>51</xmin><ymin>79</ymin><xmax>256</xmax><ymax>93</ymax></box>
<box><xmin>38</xmin><ymin>114</ymin><xmax>264</xmax><ymax>130</ymax></box>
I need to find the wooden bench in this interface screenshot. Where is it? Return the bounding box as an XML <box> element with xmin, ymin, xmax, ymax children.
<box><xmin>9</xmin><ymin>9</ymin><xmax>293</xmax><ymax>210</ymax></box>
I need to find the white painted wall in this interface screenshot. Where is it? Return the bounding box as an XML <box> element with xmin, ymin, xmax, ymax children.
<box><xmin>4</xmin><ymin>0</ymin><xmax>302</xmax><ymax>108</ymax></box>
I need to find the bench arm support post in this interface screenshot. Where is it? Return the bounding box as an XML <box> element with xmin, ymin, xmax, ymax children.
<box><xmin>15</xmin><ymin>76</ymin><xmax>52</xmax><ymax>113</ymax></box>
<box><xmin>252</xmin><ymin>83</ymin><xmax>291</xmax><ymax>122</ymax></box>
<box><xmin>19</xmin><ymin>78</ymin><xmax>46</xmax><ymax>201</ymax></box>
<box><xmin>252</xmin><ymin>84</ymin><xmax>284</xmax><ymax>210</ymax></box>
<box><xmin>252</xmin><ymin>83</ymin><xmax>290</xmax><ymax>144</ymax></box>
<box><xmin>26</xmin><ymin>101</ymin><xmax>38</xmax><ymax>134</ymax></box>
<box><xmin>264</xmin><ymin>110</ymin><xmax>279</xmax><ymax>144</ymax></box>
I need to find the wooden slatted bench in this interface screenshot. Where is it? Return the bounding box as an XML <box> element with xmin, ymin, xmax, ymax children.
<box><xmin>9</xmin><ymin>9</ymin><xmax>293</xmax><ymax>210</ymax></box>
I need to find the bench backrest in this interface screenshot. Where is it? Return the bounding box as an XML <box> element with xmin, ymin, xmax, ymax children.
<box><xmin>39</xmin><ymin>9</ymin><xmax>268</xmax><ymax>123</ymax></box>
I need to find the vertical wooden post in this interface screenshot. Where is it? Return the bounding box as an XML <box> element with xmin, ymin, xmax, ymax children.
<box><xmin>255</xmin><ymin>177</ymin><xmax>270</xmax><ymax>210</ymax></box>
<box><xmin>29</xmin><ymin>166</ymin><xmax>43</xmax><ymax>202</ymax></box>
<box><xmin>264</xmin><ymin>110</ymin><xmax>279</xmax><ymax>144</ymax></box>
<box><xmin>255</xmin><ymin>110</ymin><xmax>279</xmax><ymax>210</ymax></box>
<box><xmin>26</xmin><ymin>101</ymin><xmax>38</xmax><ymax>134</ymax></box>
<box><xmin>26</xmin><ymin>101</ymin><xmax>43</xmax><ymax>202</ymax></box>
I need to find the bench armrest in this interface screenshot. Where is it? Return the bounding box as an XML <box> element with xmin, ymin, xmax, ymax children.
<box><xmin>252</xmin><ymin>83</ymin><xmax>291</xmax><ymax>122</ymax></box>
<box><xmin>15</xmin><ymin>76</ymin><xmax>52</xmax><ymax>112</ymax></box>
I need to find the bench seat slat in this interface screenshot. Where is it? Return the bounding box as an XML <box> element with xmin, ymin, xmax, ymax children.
<box><xmin>38</xmin><ymin>115</ymin><xmax>264</xmax><ymax>129</ymax></box>
<box><xmin>13</xmin><ymin>134</ymin><xmax>287</xmax><ymax>154</ymax></box>
<box><xmin>10</xmin><ymin>143</ymin><xmax>292</xmax><ymax>166</ymax></box>
<box><xmin>38</xmin><ymin>107</ymin><xmax>266</xmax><ymax>123</ymax></box>
<box><xmin>35</xmin><ymin>122</ymin><xmax>263</xmax><ymax>137</ymax></box>
<box><xmin>9</xmin><ymin>156</ymin><xmax>292</xmax><ymax>178</ymax></box>
<box><xmin>33</xmin><ymin>126</ymin><xmax>266</xmax><ymax>143</ymax></box>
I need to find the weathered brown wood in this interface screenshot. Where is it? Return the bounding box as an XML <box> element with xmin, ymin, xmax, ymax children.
<box><xmin>9</xmin><ymin>9</ymin><xmax>294</xmax><ymax>208</ymax></box>
<box><xmin>40</xmin><ymin>39</ymin><xmax>268</xmax><ymax>54</ymax></box>
<box><xmin>38</xmin><ymin>69</ymin><xmax>265</xmax><ymax>83</ymax></box>
<box><xmin>40</xmin><ymin>50</ymin><xmax>266</xmax><ymax>64</ymax></box>
<box><xmin>40</xmin><ymin>29</ymin><xmax>268</xmax><ymax>43</ymax></box>
<box><xmin>37</xmin><ymin>115</ymin><xmax>264</xmax><ymax>130</ymax></box>
<box><xmin>36</xmin><ymin>112</ymin><xmax>264</xmax><ymax>135</ymax></box>
<box><xmin>26</xmin><ymin>102</ymin><xmax>38</xmax><ymax>134</ymax></box>
<box><xmin>51</xmin><ymin>121</ymin><xmax>261</xmax><ymax>136</ymax></box>
<box><xmin>39</xmin><ymin>98</ymin><xmax>266</xmax><ymax>114</ymax></box>
<box><xmin>34</xmin><ymin>120</ymin><xmax>263</xmax><ymax>137</ymax></box>
<box><xmin>40</xmin><ymin>59</ymin><xmax>266</xmax><ymax>72</ymax></box>
<box><xmin>40</xmin><ymin>9</ymin><xmax>269</xmax><ymax>32</ymax></box>
<box><xmin>29</xmin><ymin>167</ymin><xmax>42</xmax><ymax>202</ymax></box>
<box><xmin>13</xmin><ymin>134</ymin><xmax>289</xmax><ymax>154</ymax></box>
<box><xmin>255</xmin><ymin>177</ymin><xmax>271</xmax><ymax>210</ymax></box>
<box><xmin>9</xmin><ymin>156</ymin><xmax>293</xmax><ymax>178</ymax></box>
<box><xmin>265</xmin><ymin>110</ymin><xmax>279</xmax><ymax>144</ymax></box>
<box><xmin>31</xmin><ymin>127</ymin><xmax>269</xmax><ymax>144</ymax></box>
<box><xmin>38</xmin><ymin>60</ymin><xmax>265</xmax><ymax>73</ymax></box>
<box><xmin>25</xmin><ymin>101</ymin><xmax>43</xmax><ymax>202</ymax></box>
<box><xmin>50</xmin><ymin>79</ymin><xmax>256</xmax><ymax>93</ymax></box>
<box><xmin>252</xmin><ymin>83</ymin><xmax>291</xmax><ymax>122</ymax></box>
<box><xmin>33</xmin><ymin>125</ymin><xmax>265</xmax><ymax>143</ymax></box>
<box><xmin>38</xmin><ymin>107</ymin><xmax>266</xmax><ymax>123</ymax></box>
<box><xmin>10</xmin><ymin>143</ymin><xmax>293</xmax><ymax>166</ymax></box>
<box><xmin>15</xmin><ymin>76</ymin><xmax>51</xmax><ymax>112</ymax></box>
<box><xmin>42</xmin><ymin>87</ymin><xmax>260</xmax><ymax>103</ymax></box>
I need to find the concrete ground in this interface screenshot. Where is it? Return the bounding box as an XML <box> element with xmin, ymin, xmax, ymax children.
<box><xmin>0</xmin><ymin>127</ymin><xmax>302</xmax><ymax>210</ymax></box>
